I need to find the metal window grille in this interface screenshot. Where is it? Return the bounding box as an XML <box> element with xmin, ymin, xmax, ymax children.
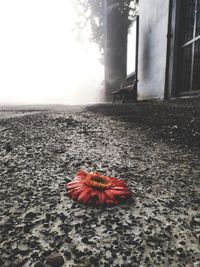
<box><xmin>177</xmin><ymin>0</ymin><xmax>200</xmax><ymax>95</ymax></box>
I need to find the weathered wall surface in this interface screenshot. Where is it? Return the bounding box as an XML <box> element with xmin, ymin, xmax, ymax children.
<box><xmin>137</xmin><ymin>0</ymin><xmax>169</xmax><ymax>100</ymax></box>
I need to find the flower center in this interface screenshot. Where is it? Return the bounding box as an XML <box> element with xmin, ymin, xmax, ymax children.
<box><xmin>85</xmin><ymin>174</ymin><xmax>112</xmax><ymax>189</ymax></box>
<box><xmin>91</xmin><ymin>176</ymin><xmax>107</xmax><ymax>184</ymax></box>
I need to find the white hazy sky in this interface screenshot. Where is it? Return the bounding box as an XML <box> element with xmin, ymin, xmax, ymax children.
<box><xmin>0</xmin><ymin>0</ymin><xmax>104</xmax><ymax>105</ymax></box>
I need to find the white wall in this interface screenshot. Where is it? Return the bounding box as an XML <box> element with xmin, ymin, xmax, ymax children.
<box><xmin>137</xmin><ymin>0</ymin><xmax>169</xmax><ymax>100</ymax></box>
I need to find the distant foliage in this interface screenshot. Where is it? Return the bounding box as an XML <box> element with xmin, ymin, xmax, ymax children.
<box><xmin>74</xmin><ymin>0</ymin><xmax>138</xmax><ymax>53</ymax></box>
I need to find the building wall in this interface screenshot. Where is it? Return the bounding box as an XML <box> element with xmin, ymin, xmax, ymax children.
<box><xmin>137</xmin><ymin>0</ymin><xmax>169</xmax><ymax>100</ymax></box>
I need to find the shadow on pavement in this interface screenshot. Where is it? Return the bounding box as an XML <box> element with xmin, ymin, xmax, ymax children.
<box><xmin>86</xmin><ymin>97</ymin><xmax>200</xmax><ymax>152</ymax></box>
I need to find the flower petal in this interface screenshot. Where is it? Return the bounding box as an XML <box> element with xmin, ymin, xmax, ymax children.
<box><xmin>67</xmin><ymin>187</ymin><xmax>85</xmax><ymax>200</ymax></box>
<box><xmin>77</xmin><ymin>188</ymin><xmax>91</xmax><ymax>204</ymax></box>
<box><xmin>104</xmin><ymin>189</ymin><xmax>115</xmax><ymax>200</ymax></box>
<box><xmin>76</xmin><ymin>170</ymin><xmax>88</xmax><ymax>178</ymax></box>
<box><xmin>111</xmin><ymin>186</ymin><xmax>129</xmax><ymax>191</ymax></box>
<box><xmin>98</xmin><ymin>191</ymin><xmax>106</xmax><ymax>205</ymax></box>
<box><xmin>109</xmin><ymin>189</ymin><xmax>129</xmax><ymax>196</ymax></box>
<box><xmin>67</xmin><ymin>180</ymin><xmax>84</xmax><ymax>187</ymax></box>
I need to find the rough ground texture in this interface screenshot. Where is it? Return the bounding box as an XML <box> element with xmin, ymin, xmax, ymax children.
<box><xmin>0</xmin><ymin>98</ymin><xmax>200</xmax><ymax>267</ymax></box>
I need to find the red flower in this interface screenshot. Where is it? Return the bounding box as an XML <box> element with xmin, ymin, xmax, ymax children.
<box><xmin>65</xmin><ymin>170</ymin><xmax>130</xmax><ymax>205</ymax></box>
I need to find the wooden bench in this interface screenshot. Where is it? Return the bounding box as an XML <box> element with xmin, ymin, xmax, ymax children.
<box><xmin>112</xmin><ymin>79</ymin><xmax>137</xmax><ymax>103</ymax></box>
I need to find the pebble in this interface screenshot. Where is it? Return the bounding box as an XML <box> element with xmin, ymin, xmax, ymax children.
<box><xmin>5</xmin><ymin>142</ymin><xmax>13</xmax><ymax>152</ymax></box>
<box><xmin>25</xmin><ymin>211</ymin><xmax>36</xmax><ymax>219</ymax></box>
<box><xmin>34</xmin><ymin>261</ymin><xmax>44</xmax><ymax>267</ymax></box>
<box><xmin>46</xmin><ymin>253</ymin><xmax>64</xmax><ymax>267</ymax></box>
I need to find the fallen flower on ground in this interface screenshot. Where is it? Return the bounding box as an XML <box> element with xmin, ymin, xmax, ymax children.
<box><xmin>65</xmin><ymin>170</ymin><xmax>130</xmax><ymax>206</ymax></box>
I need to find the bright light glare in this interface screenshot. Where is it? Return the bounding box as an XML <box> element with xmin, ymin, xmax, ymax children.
<box><xmin>0</xmin><ymin>0</ymin><xmax>104</xmax><ymax>105</ymax></box>
<box><xmin>127</xmin><ymin>21</ymin><xmax>136</xmax><ymax>75</ymax></box>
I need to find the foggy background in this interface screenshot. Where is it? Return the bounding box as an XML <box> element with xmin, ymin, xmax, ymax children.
<box><xmin>127</xmin><ymin>21</ymin><xmax>136</xmax><ymax>76</ymax></box>
<box><xmin>0</xmin><ymin>0</ymin><xmax>104</xmax><ymax>105</ymax></box>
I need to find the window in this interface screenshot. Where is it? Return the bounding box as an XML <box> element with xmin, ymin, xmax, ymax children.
<box><xmin>177</xmin><ymin>0</ymin><xmax>200</xmax><ymax>95</ymax></box>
